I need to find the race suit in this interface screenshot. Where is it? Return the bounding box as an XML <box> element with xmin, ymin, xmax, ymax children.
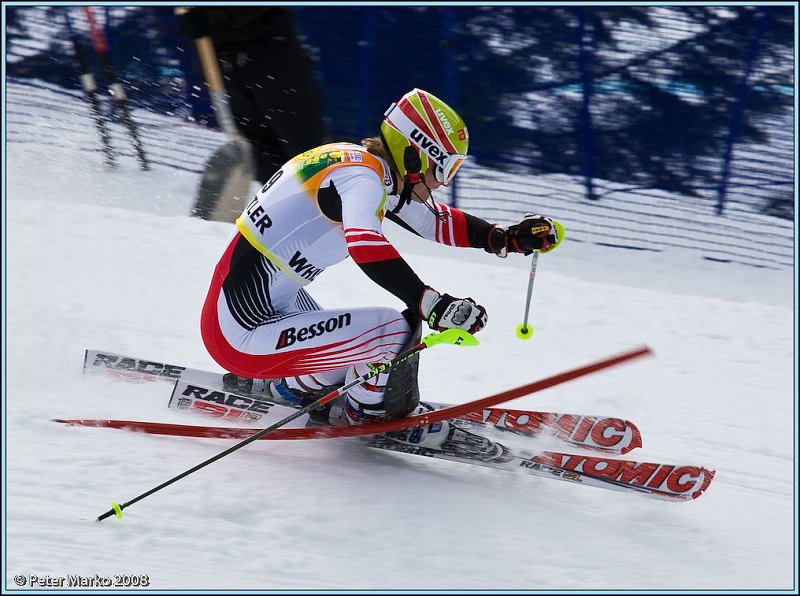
<box><xmin>200</xmin><ymin>142</ymin><xmax>497</xmax><ymax>414</ymax></box>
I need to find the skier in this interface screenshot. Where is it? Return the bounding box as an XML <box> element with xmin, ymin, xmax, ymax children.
<box><xmin>200</xmin><ymin>88</ymin><xmax>563</xmax><ymax>446</ymax></box>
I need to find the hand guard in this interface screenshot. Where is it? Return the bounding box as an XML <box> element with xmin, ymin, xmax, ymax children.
<box><xmin>418</xmin><ymin>287</ymin><xmax>488</xmax><ymax>334</ymax></box>
<box><xmin>506</xmin><ymin>214</ymin><xmax>562</xmax><ymax>255</ymax></box>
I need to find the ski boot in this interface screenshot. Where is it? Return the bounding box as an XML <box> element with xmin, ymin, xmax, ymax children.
<box><xmin>222</xmin><ymin>373</ymin><xmax>276</xmax><ymax>397</ymax></box>
<box><xmin>223</xmin><ymin>373</ymin><xmax>347</xmax><ymax>426</ymax></box>
<box><xmin>383</xmin><ymin>403</ymin><xmax>452</xmax><ymax>449</ymax></box>
<box><xmin>269</xmin><ymin>379</ymin><xmax>348</xmax><ymax>426</ymax></box>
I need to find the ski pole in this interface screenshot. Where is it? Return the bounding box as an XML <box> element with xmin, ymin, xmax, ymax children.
<box><xmin>61</xmin><ymin>7</ymin><xmax>115</xmax><ymax>167</ymax></box>
<box><xmin>516</xmin><ymin>250</ymin><xmax>539</xmax><ymax>340</ymax></box>
<box><xmin>96</xmin><ymin>328</ymin><xmax>478</xmax><ymax>521</ymax></box>
<box><xmin>82</xmin><ymin>6</ymin><xmax>150</xmax><ymax>171</ymax></box>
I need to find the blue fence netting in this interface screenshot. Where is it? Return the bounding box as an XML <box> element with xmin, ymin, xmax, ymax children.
<box><xmin>5</xmin><ymin>5</ymin><xmax>795</xmax><ymax>268</ymax></box>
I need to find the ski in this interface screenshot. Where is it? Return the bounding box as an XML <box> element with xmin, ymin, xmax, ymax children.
<box><xmin>83</xmin><ymin>349</ymin><xmax>642</xmax><ymax>454</ymax></box>
<box><xmin>361</xmin><ymin>433</ymin><xmax>715</xmax><ymax>502</ymax></box>
<box><xmin>72</xmin><ymin>350</ymin><xmax>715</xmax><ymax>501</ymax></box>
<box><xmin>54</xmin><ymin>417</ymin><xmax>713</xmax><ymax>501</ymax></box>
<box><xmin>83</xmin><ymin>349</ymin><xmax>222</xmax><ymax>386</ymax></box>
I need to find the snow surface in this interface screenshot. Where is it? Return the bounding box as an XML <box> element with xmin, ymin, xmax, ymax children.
<box><xmin>4</xmin><ymin>80</ymin><xmax>797</xmax><ymax>592</ymax></box>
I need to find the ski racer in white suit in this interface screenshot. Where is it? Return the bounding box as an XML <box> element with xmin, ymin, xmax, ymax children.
<box><xmin>201</xmin><ymin>88</ymin><xmax>563</xmax><ymax>445</ymax></box>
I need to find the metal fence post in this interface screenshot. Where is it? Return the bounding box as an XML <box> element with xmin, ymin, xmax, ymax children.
<box><xmin>576</xmin><ymin>8</ymin><xmax>597</xmax><ymax>201</ymax></box>
<box><xmin>716</xmin><ymin>9</ymin><xmax>768</xmax><ymax>215</ymax></box>
<box><xmin>357</xmin><ymin>8</ymin><xmax>377</xmax><ymax>143</ymax></box>
<box><xmin>441</xmin><ymin>6</ymin><xmax>459</xmax><ymax>208</ymax></box>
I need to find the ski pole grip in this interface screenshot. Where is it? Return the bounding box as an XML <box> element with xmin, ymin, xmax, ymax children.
<box><xmin>422</xmin><ymin>328</ymin><xmax>479</xmax><ymax>348</ymax></box>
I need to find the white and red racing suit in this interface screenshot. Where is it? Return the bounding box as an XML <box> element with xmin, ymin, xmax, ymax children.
<box><xmin>200</xmin><ymin>142</ymin><xmax>499</xmax><ymax>414</ymax></box>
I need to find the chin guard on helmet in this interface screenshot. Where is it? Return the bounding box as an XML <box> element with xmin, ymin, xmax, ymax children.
<box><xmin>403</xmin><ymin>145</ymin><xmax>422</xmax><ymax>185</ymax></box>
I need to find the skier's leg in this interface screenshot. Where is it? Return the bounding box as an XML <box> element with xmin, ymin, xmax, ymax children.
<box><xmin>342</xmin><ymin>309</ymin><xmax>421</xmax><ymax>421</ymax></box>
<box><xmin>201</xmin><ymin>236</ymin><xmax>440</xmax><ymax>441</ymax></box>
<box><xmin>342</xmin><ymin>310</ymin><xmax>451</xmax><ymax>448</ymax></box>
<box><xmin>201</xmin><ymin>235</ymin><xmax>413</xmax><ymax>383</ymax></box>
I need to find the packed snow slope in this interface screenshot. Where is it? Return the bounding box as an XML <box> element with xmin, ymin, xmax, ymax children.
<box><xmin>4</xmin><ymin>80</ymin><xmax>797</xmax><ymax>592</ymax></box>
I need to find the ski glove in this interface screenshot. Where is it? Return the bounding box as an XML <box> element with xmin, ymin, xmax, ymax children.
<box><xmin>505</xmin><ymin>214</ymin><xmax>563</xmax><ymax>255</ymax></box>
<box><xmin>419</xmin><ymin>287</ymin><xmax>488</xmax><ymax>334</ymax></box>
<box><xmin>484</xmin><ymin>213</ymin><xmax>564</xmax><ymax>258</ymax></box>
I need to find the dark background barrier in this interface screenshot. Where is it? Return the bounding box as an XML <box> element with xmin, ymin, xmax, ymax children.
<box><xmin>6</xmin><ymin>5</ymin><xmax>795</xmax><ymax>248</ymax></box>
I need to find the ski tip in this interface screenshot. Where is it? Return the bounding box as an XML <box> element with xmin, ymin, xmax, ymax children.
<box><xmin>692</xmin><ymin>468</ymin><xmax>716</xmax><ymax>500</ymax></box>
<box><xmin>624</xmin><ymin>422</ymin><xmax>643</xmax><ymax>453</ymax></box>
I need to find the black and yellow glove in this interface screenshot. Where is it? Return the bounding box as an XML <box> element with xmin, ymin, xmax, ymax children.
<box><xmin>506</xmin><ymin>214</ymin><xmax>564</xmax><ymax>255</ymax></box>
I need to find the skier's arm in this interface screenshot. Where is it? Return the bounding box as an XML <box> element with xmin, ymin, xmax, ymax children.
<box><xmin>340</xmin><ymin>173</ymin><xmax>486</xmax><ymax>333</ymax></box>
<box><xmin>336</xmin><ymin>171</ymin><xmax>424</xmax><ymax>310</ymax></box>
<box><xmin>386</xmin><ymin>200</ymin><xmax>485</xmax><ymax>249</ymax></box>
<box><xmin>390</xmin><ymin>201</ymin><xmax>562</xmax><ymax>257</ymax></box>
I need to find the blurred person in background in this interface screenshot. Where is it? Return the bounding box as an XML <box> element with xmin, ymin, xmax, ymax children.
<box><xmin>178</xmin><ymin>6</ymin><xmax>328</xmax><ymax>184</ymax></box>
<box><xmin>200</xmin><ymin>88</ymin><xmax>563</xmax><ymax>446</ymax></box>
